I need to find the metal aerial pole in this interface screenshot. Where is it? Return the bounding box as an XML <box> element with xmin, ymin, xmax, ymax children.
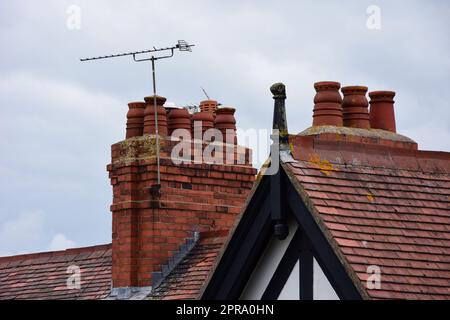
<box><xmin>81</xmin><ymin>40</ymin><xmax>194</xmax><ymax>186</ymax></box>
<box><xmin>151</xmin><ymin>57</ymin><xmax>161</xmax><ymax>184</ymax></box>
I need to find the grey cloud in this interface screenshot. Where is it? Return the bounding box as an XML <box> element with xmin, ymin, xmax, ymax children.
<box><xmin>0</xmin><ymin>0</ymin><xmax>448</xmax><ymax>254</ymax></box>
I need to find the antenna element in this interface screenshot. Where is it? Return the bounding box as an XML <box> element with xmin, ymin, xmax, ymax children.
<box><xmin>201</xmin><ymin>87</ymin><xmax>210</xmax><ymax>100</ymax></box>
<box><xmin>80</xmin><ymin>40</ymin><xmax>195</xmax><ymax>187</ymax></box>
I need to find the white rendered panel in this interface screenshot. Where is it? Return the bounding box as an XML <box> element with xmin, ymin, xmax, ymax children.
<box><xmin>240</xmin><ymin>219</ymin><xmax>297</xmax><ymax>300</ymax></box>
<box><xmin>277</xmin><ymin>260</ymin><xmax>300</xmax><ymax>300</ymax></box>
<box><xmin>313</xmin><ymin>258</ymin><xmax>339</xmax><ymax>300</ymax></box>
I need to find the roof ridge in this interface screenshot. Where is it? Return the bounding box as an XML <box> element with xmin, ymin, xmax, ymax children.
<box><xmin>295</xmin><ymin>160</ymin><xmax>450</xmax><ymax>178</ymax></box>
<box><xmin>0</xmin><ymin>243</ymin><xmax>111</xmax><ymax>263</ymax></box>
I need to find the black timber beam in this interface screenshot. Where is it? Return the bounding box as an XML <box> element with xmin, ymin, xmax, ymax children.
<box><xmin>201</xmin><ymin>177</ymin><xmax>273</xmax><ymax>299</ymax></box>
<box><xmin>287</xmin><ymin>183</ymin><xmax>362</xmax><ymax>300</ymax></box>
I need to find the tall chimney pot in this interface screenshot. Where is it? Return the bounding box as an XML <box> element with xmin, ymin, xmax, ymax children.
<box><xmin>143</xmin><ymin>95</ymin><xmax>168</xmax><ymax>136</ymax></box>
<box><xmin>199</xmin><ymin>100</ymin><xmax>218</xmax><ymax>114</ymax></box>
<box><xmin>126</xmin><ymin>102</ymin><xmax>145</xmax><ymax>138</ymax></box>
<box><xmin>313</xmin><ymin>81</ymin><xmax>343</xmax><ymax>126</ymax></box>
<box><xmin>192</xmin><ymin>111</ymin><xmax>214</xmax><ymax>140</ymax></box>
<box><xmin>369</xmin><ymin>91</ymin><xmax>396</xmax><ymax>132</ymax></box>
<box><xmin>215</xmin><ymin>107</ymin><xmax>237</xmax><ymax>144</ymax></box>
<box><xmin>341</xmin><ymin>86</ymin><xmax>370</xmax><ymax>129</ymax></box>
<box><xmin>167</xmin><ymin>108</ymin><xmax>191</xmax><ymax>136</ymax></box>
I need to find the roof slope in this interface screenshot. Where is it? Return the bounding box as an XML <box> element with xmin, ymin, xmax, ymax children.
<box><xmin>0</xmin><ymin>244</ymin><xmax>111</xmax><ymax>300</ymax></box>
<box><xmin>286</xmin><ymin>134</ymin><xmax>450</xmax><ymax>300</ymax></box>
<box><xmin>150</xmin><ymin>232</ymin><xmax>226</xmax><ymax>300</ymax></box>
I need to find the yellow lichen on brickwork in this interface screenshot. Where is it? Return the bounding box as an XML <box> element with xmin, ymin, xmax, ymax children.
<box><xmin>113</xmin><ymin>135</ymin><xmax>166</xmax><ymax>165</ymax></box>
<box><xmin>299</xmin><ymin>125</ymin><xmax>416</xmax><ymax>143</ymax></box>
<box><xmin>289</xmin><ymin>142</ymin><xmax>294</xmax><ymax>154</ymax></box>
<box><xmin>256</xmin><ymin>158</ymin><xmax>272</xmax><ymax>182</ymax></box>
<box><xmin>366</xmin><ymin>193</ymin><xmax>375</xmax><ymax>202</ymax></box>
<box><xmin>308</xmin><ymin>154</ymin><xmax>336</xmax><ymax>176</ymax></box>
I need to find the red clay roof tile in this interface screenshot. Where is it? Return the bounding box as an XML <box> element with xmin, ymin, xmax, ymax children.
<box><xmin>285</xmin><ymin>136</ymin><xmax>450</xmax><ymax>300</ymax></box>
<box><xmin>0</xmin><ymin>244</ymin><xmax>111</xmax><ymax>300</ymax></box>
<box><xmin>150</xmin><ymin>232</ymin><xmax>226</xmax><ymax>300</ymax></box>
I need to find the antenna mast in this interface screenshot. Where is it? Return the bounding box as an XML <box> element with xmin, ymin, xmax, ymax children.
<box><xmin>81</xmin><ymin>40</ymin><xmax>194</xmax><ymax>187</ymax></box>
<box><xmin>201</xmin><ymin>87</ymin><xmax>210</xmax><ymax>100</ymax></box>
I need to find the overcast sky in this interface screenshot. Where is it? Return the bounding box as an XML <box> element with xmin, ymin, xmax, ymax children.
<box><xmin>0</xmin><ymin>0</ymin><xmax>448</xmax><ymax>256</ymax></box>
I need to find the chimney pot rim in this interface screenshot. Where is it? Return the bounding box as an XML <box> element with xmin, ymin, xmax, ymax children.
<box><xmin>341</xmin><ymin>85</ymin><xmax>368</xmax><ymax>94</ymax></box>
<box><xmin>216</xmin><ymin>107</ymin><xmax>236</xmax><ymax>113</ymax></box>
<box><xmin>128</xmin><ymin>101</ymin><xmax>146</xmax><ymax>107</ymax></box>
<box><xmin>369</xmin><ymin>90</ymin><xmax>396</xmax><ymax>99</ymax></box>
<box><xmin>314</xmin><ymin>81</ymin><xmax>341</xmax><ymax>90</ymax></box>
<box><xmin>144</xmin><ymin>95</ymin><xmax>167</xmax><ymax>105</ymax></box>
<box><xmin>200</xmin><ymin>99</ymin><xmax>218</xmax><ymax>104</ymax></box>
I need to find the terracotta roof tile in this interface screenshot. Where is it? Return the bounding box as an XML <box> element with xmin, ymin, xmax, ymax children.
<box><xmin>150</xmin><ymin>232</ymin><xmax>226</xmax><ymax>300</ymax></box>
<box><xmin>0</xmin><ymin>244</ymin><xmax>111</xmax><ymax>300</ymax></box>
<box><xmin>286</xmin><ymin>137</ymin><xmax>450</xmax><ymax>300</ymax></box>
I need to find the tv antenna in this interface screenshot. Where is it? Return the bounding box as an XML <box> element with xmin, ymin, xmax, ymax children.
<box><xmin>80</xmin><ymin>40</ymin><xmax>195</xmax><ymax>186</ymax></box>
<box><xmin>201</xmin><ymin>87</ymin><xmax>210</xmax><ymax>100</ymax></box>
<box><xmin>184</xmin><ymin>103</ymin><xmax>200</xmax><ymax>114</ymax></box>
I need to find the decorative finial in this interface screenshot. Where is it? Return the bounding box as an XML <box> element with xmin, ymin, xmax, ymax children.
<box><xmin>269</xmin><ymin>82</ymin><xmax>289</xmax><ymax>241</ymax></box>
<box><xmin>270</xmin><ymin>83</ymin><xmax>286</xmax><ymax>99</ymax></box>
<box><xmin>270</xmin><ymin>82</ymin><xmax>289</xmax><ymax>145</ymax></box>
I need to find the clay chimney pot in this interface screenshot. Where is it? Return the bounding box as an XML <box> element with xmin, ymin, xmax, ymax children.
<box><xmin>143</xmin><ymin>95</ymin><xmax>168</xmax><ymax>136</ymax></box>
<box><xmin>144</xmin><ymin>95</ymin><xmax>167</xmax><ymax>106</ymax></box>
<box><xmin>199</xmin><ymin>100</ymin><xmax>218</xmax><ymax>114</ymax></box>
<box><xmin>341</xmin><ymin>85</ymin><xmax>370</xmax><ymax>129</ymax></box>
<box><xmin>168</xmin><ymin>108</ymin><xmax>191</xmax><ymax>135</ymax></box>
<box><xmin>126</xmin><ymin>102</ymin><xmax>146</xmax><ymax>139</ymax></box>
<box><xmin>369</xmin><ymin>90</ymin><xmax>396</xmax><ymax>132</ymax></box>
<box><xmin>313</xmin><ymin>81</ymin><xmax>343</xmax><ymax>126</ymax></box>
<box><xmin>192</xmin><ymin>111</ymin><xmax>214</xmax><ymax>140</ymax></box>
<box><xmin>215</xmin><ymin>107</ymin><xmax>237</xmax><ymax>144</ymax></box>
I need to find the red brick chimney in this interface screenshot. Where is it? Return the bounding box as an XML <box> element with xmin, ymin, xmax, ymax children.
<box><xmin>369</xmin><ymin>91</ymin><xmax>396</xmax><ymax>132</ymax></box>
<box><xmin>107</xmin><ymin>95</ymin><xmax>256</xmax><ymax>290</ymax></box>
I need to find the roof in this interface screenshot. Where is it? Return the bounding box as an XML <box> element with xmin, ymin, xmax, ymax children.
<box><xmin>150</xmin><ymin>231</ymin><xmax>227</xmax><ymax>300</ymax></box>
<box><xmin>1</xmin><ymin>127</ymin><xmax>448</xmax><ymax>300</ymax></box>
<box><xmin>0</xmin><ymin>232</ymin><xmax>226</xmax><ymax>300</ymax></box>
<box><xmin>201</xmin><ymin>127</ymin><xmax>450</xmax><ymax>300</ymax></box>
<box><xmin>0</xmin><ymin>244</ymin><xmax>111</xmax><ymax>300</ymax></box>
<box><xmin>284</xmin><ymin>131</ymin><xmax>450</xmax><ymax>299</ymax></box>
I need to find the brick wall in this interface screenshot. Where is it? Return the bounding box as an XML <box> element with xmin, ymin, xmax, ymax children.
<box><xmin>107</xmin><ymin>135</ymin><xmax>256</xmax><ymax>288</ymax></box>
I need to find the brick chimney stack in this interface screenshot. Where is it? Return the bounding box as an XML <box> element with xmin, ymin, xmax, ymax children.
<box><xmin>107</xmin><ymin>94</ymin><xmax>256</xmax><ymax>291</ymax></box>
